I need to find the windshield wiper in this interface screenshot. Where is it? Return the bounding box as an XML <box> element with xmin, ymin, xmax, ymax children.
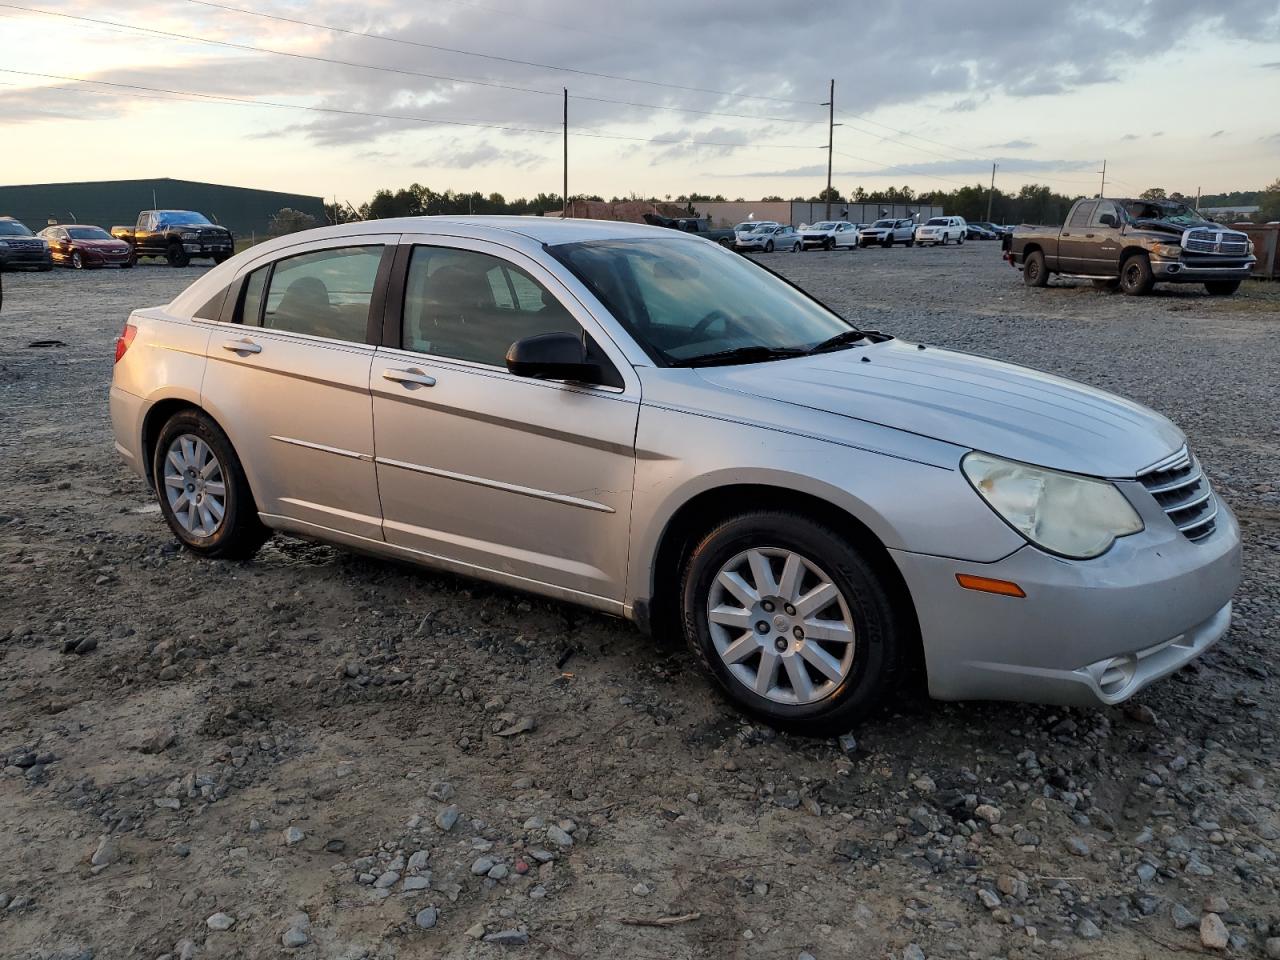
<box><xmin>806</xmin><ymin>329</ymin><xmax>869</xmax><ymax>355</ymax></box>
<box><xmin>673</xmin><ymin>345</ymin><xmax>808</xmax><ymax>368</ymax></box>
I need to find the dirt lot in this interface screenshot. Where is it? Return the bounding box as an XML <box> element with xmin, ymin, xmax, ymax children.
<box><xmin>1</xmin><ymin>245</ymin><xmax>1278</xmax><ymax>960</ymax></box>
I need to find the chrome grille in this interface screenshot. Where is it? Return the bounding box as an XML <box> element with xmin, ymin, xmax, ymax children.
<box><xmin>1183</xmin><ymin>227</ymin><xmax>1249</xmax><ymax>256</ymax></box>
<box><xmin>1138</xmin><ymin>447</ymin><xmax>1217</xmax><ymax>542</ymax></box>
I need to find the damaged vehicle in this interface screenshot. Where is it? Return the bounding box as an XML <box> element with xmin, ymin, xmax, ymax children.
<box><xmin>110</xmin><ymin>217</ymin><xmax>1241</xmax><ymax>734</ymax></box>
<box><xmin>1004</xmin><ymin>197</ymin><xmax>1256</xmax><ymax>295</ymax></box>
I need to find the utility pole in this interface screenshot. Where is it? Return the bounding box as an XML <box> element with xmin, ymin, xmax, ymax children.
<box><xmin>562</xmin><ymin>88</ymin><xmax>569</xmax><ymax>219</ymax></box>
<box><xmin>1098</xmin><ymin>158</ymin><xmax>1107</xmax><ymax>198</ymax></box>
<box><xmin>1195</xmin><ymin>186</ymin><xmax>1201</xmax><ymax>211</ymax></box>
<box><xmin>823</xmin><ymin>79</ymin><xmax>835</xmax><ymax>221</ymax></box>
<box><xmin>985</xmin><ymin>162</ymin><xmax>998</xmax><ymax>222</ymax></box>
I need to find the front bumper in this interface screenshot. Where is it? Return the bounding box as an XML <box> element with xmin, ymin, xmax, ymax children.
<box><xmin>891</xmin><ymin>494</ymin><xmax>1242</xmax><ymax>707</ymax></box>
<box><xmin>0</xmin><ymin>248</ymin><xmax>52</xmax><ymax>268</ymax></box>
<box><xmin>1151</xmin><ymin>257</ymin><xmax>1255</xmax><ymax>282</ymax></box>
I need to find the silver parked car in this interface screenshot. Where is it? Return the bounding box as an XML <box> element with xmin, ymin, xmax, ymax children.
<box><xmin>110</xmin><ymin>217</ymin><xmax>1241</xmax><ymax>734</ymax></box>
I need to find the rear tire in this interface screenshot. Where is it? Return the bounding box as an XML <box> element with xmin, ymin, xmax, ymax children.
<box><xmin>166</xmin><ymin>243</ymin><xmax>190</xmax><ymax>268</ymax></box>
<box><xmin>1119</xmin><ymin>253</ymin><xmax>1155</xmax><ymax>296</ymax></box>
<box><xmin>1023</xmin><ymin>249</ymin><xmax>1049</xmax><ymax>287</ymax></box>
<box><xmin>152</xmin><ymin>410</ymin><xmax>269</xmax><ymax>560</ymax></box>
<box><xmin>1204</xmin><ymin>280</ymin><xmax>1241</xmax><ymax>296</ymax></box>
<box><xmin>680</xmin><ymin>510</ymin><xmax>904</xmax><ymax>736</ymax></box>
<box><xmin>958</xmin><ymin>233</ymin><xmax>965</xmax><ymax>245</ymax></box>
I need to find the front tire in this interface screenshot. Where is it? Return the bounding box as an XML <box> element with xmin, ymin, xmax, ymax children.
<box><xmin>1119</xmin><ymin>253</ymin><xmax>1155</xmax><ymax>296</ymax></box>
<box><xmin>906</xmin><ymin>239</ymin><xmax>914</xmax><ymax>248</ymax></box>
<box><xmin>1023</xmin><ymin>249</ymin><xmax>1049</xmax><ymax>287</ymax></box>
<box><xmin>166</xmin><ymin>243</ymin><xmax>190</xmax><ymax>268</ymax></box>
<box><xmin>1204</xmin><ymin>280</ymin><xmax>1241</xmax><ymax>296</ymax></box>
<box><xmin>792</xmin><ymin>241</ymin><xmax>802</xmax><ymax>253</ymax></box>
<box><xmin>680</xmin><ymin>511</ymin><xmax>903</xmax><ymax>736</ymax></box>
<box><xmin>152</xmin><ymin>410</ymin><xmax>269</xmax><ymax>560</ymax></box>
<box><xmin>70</xmin><ymin>251</ymin><xmax>84</xmax><ymax>270</ymax></box>
<box><xmin>764</xmin><ymin>240</ymin><xmax>774</xmax><ymax>253</ymax></box>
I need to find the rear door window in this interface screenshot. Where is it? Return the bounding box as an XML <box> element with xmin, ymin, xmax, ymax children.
<box><xmin>258</xmin><ymin>246</ymin><xmax>384</xmax><ymax>342</ymax></box>
<box><xmin>1068</xmin><ymin>202</ymin><xmax>1097</xmax><ymax>227</ymax></box>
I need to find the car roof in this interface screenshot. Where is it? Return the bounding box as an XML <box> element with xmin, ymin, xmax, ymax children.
<box><xmin>311</xmin><ymin>215</ymin><xmax>690</xmax><ymax>246</ymax></box>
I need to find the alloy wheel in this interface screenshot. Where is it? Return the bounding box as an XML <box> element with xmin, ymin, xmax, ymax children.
<box><xmin>162</xmin><ymin>433</ymin><xmax>227</xmax><ymax>537</ymax></box>
<box><xmin>706</xmin><ymin>547</ymin><xmax>856</xmax><ymax>705</ymax></box>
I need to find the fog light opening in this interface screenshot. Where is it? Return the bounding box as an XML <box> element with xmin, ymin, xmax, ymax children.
<box><xmin>1098</xmin><ymin>655</ymin><xmax>1137</xmax><ymax>697</ymax></box>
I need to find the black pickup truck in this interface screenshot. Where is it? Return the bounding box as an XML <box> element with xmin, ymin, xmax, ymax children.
<box><xmin>641</xmin><ymin>214</ymin><xmax>737</xmax><ymax>246</ymax></box>
<box><xmin>111</xmin><ymin>210</ymin><xmax>234</xmax><ymax>267</ymax></box>
<box><xmin>1004</xmin><ymin>197</ymin><xmax>1255</xmax><ymax>296</ymax></box>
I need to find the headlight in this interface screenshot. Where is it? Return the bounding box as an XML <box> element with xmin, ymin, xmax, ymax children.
<box><xmin>0</xmin><ymin>239</ymin><xmax>10</xmax><ymax>248</ymax></box>
<box><xmin>181</xmin><ymin>231</ymin><xmax>199</xmax><ymax>240</ymax></box>
<box><xmin>1152</xmin><ymin>243</ymin><xmax>1182</xmax><ymax>259</ymax></box>
<box><xmin>961</xmin><ymin>452</ymin><xmax>1143</xmax><ymax>559</ymax></box>
<box><xmin>1247</xmin><ymin>240</ymin><xmax>1255</xmax><ymax>256</ymax></box>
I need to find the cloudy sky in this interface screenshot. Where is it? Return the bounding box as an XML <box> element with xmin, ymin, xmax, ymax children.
<box><xmin>2</xmin><ymin>0</ymin><xmax>1278</xmax><ymax>207</ymax></box>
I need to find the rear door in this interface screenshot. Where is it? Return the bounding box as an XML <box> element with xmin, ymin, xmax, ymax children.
<box><xmin>199</xmin><ymin>235</ymin><xmax>397</xmax><ymax>540</ymax></box>
<box><xmin>370</xmin><ymin>237</ymin><xmax>639</xmax><ymax>605</ymax></box>
<box><xmin>1081</xmin><ymin>200</ymin><xmax>1124</xmax><ymax>276</ymax></box>
<box><xmin>1057</xmin><ymin>201</ymin><xmax>1097</xmax><ymax>273</ymax></box>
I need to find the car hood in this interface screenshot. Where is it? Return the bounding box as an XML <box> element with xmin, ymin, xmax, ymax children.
<box><xmin>74</xmin><ymin>238</ymin><xmax>129</xmax><ymax>248</ymax></box>
<box><xmin>695</xmin><ymin>339</ymin><xmax>1185</xmax><ymax>477</ymax></box>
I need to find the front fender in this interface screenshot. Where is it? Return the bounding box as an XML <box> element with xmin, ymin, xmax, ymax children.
<box><xmin>625</xmin><ymin>402</ymin><xmax>1024</xmax><ymax>609</ymax></box>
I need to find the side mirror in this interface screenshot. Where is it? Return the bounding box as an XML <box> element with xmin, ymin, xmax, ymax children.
<box><xmin>1099</xmin><ymin>213</ymin><xmax>1118</xmax><ymax>228</ymax></box>
<box><xmin>506</xmin><ymin>332</ymin><xmax>602</xmax><ymax>383</ymax></box>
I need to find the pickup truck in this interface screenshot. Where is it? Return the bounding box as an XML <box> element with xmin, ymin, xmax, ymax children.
<box><xmin>1004</xmin><ymin>197</ymin><xmax>1256</xmax><ymax>296</ymax></box>
<box><xmin>641</xmin><ymin>214</ymin><xmax>736</xmax><ymax>246</ymax></box>
<box><xmin>111</xmin><ymin>210</ymin><xmax>234</xmax><ymax>267</ymax></box>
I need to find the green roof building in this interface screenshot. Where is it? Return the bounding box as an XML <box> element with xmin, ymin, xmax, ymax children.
<box><xmin>0</xmin><ymin>177</ymin><xmax>326</xmax><ymax>238</ymax></box>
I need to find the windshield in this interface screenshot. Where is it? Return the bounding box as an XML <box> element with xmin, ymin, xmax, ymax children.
<box><xmin>1121</xmin><ymin>200</ymin><xmax>1208</xmax><ymax>227</ymax></box>
<box><xmin>925</xmin><ymin>218</ymin><xmax>947</xmax><ymax>226</ymax></box>
<box><xmin>812</xmin><ymin>222</ymin><xmax>837</xmax><ymax>230</ymax></box>
<box><xmin>156</xmin><ymin>211</ymin><xmax>213</xmax><ymax>227</ymax></box>
<box><xmin>67</xmin><ymin>226</ymin><xmax>112</xmax><ymax>240</ymax></box>
<box><xmin>549</xmin><ymin>237</ymin><xmax>854</xmax><ymax>365</ymax></box>
<box><xmin>0</xmin><ymin>220</ymin><xmax>34</xmax><ymax>237</ymax></box>
<box><xmin>872</xmin><ymin>219</ymin><xmax>895</xmax><ymax>228</ymax></box>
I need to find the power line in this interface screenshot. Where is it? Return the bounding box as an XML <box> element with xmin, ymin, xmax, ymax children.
<box><xmin>1</xmin><ymin>2</ymin><xmax>825</xmax><ymax>128</ymax></box>
<box><xmin>0</xmin><ymin>68</ymin><xmax>820</xmax><ymax>150</ymax></box>
<box><xmin>178</xmin><ymin>0</ymin><xmax>821</xmax><ymax>106</ymax></box>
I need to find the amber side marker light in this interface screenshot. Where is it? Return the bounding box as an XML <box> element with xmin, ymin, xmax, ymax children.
<box><xmin>955</xmin><ymin>574</ymin><xmax>1026</xmax><ymax>598</ymax></box>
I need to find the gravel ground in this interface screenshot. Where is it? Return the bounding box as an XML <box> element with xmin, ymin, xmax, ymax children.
<box><xmin>1</xmin><ymin>246</ymin><xmax>1278</xmax><ymax>960</ymax></box>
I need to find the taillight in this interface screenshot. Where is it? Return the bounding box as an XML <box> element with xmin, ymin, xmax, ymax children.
<box><xmin>114</xmin><ymin>323</ymin><xmax>137</xmax><ymax>363</ymax></box>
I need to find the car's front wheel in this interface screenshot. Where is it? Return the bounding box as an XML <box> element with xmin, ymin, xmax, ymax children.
<box><xmin>166</xmin><ymin>243</ymin><xmax>190</xmax><ymax>267</ymax></box>
<box><xmin>764</xmin><ymin>240</ymin><xmax>774</xmax><ymax>253</ymax></box>
<box><xmin>1119</xmin><ymin>252</ymin><xmax>1154</xmax><ymax>295</ymax></box>
<box><xmin>70</xmin><ymin>251</ymin><xmax>84</xmax><ymax>270</ymax></box>
<box><xmin>680</xmin><ymin>511</ymin><xmax>903</xmax><ymax>736</ymax></box>
<box><xmin>153</xmin><ymin>410</ymin><xmax>269</xmax><ymax>559</ymax></box>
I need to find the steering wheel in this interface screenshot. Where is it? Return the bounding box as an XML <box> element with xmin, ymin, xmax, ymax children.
<box><xmin>689</xmin><ymin>308</ymin><xmax>734</xmax><ymax>340</ymax></box>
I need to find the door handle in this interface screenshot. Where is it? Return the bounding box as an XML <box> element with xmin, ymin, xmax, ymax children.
<box><xmin>1085</xmin><ymin>233</ymin><xmax>1096</xmax><ymax>238</ymax></box>
<box><xmin>222</xmin><ymin>338</ymin><xmax>262</xmax><ymax>355</ymax></box>
<box><xmin>382</xmin><ymin>367</ymin><xmax>436</xmax><ymax>387</ymax></box>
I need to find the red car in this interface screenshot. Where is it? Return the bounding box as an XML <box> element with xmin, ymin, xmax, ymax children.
<box><xmin>38</xmin><ymin>224</ymin><xmax>134</xmax><ymax>269</ymax></box>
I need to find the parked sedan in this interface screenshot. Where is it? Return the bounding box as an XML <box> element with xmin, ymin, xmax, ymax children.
<box><xmin>731</xmin><ymin>221</ymin><xmax>776</xmax><ymax>251</ymax></box>
<box><xmin>800</xmin><ymin>221</ymin><xmax>858</xmax><ymax>250</ymax></box>
<box><xmin>735</xmin><ymin>222</ymin><xmax>802</xmax><ymax>253</ymax></box>
<box><xmin>858</xmin><ymin>218</ymin><xmax>916</xmax><ymax>248</ymax></box>
<box><xmin>111</xmin><ymin>216</ymin><xmax>1241</xmax><ymax>735</ymax></box>
<box><xmin>0</xmin><ymin>217</ymin><xmax>52</xmax><ymax>271</ymax></box>
<box><xmin>965</xmin><ymin>223</ymin><xmax>998</xmax><ymax>241</ymax></box>
<box><xmin>39</xmin><ymin>224</ymin><xmax>135</xmax><ymax>269</ymax></box>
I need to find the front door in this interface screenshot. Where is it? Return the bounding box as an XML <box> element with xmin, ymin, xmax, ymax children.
<box><xmin>1079</xmin><ymin>199</ymin><xmax>1124</xmax><ymax>276</ymax></box>
<box><xmin>199</xmin><ymin>237</ymin><xmax>395</xmax><ymax>540</ymax></box>
<box><xmin>370</xmin><ymin>238</ymin><xmax>639</xmax><ymax>605</ymax></box>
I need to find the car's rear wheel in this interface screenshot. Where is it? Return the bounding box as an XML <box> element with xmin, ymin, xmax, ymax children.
<box><xmin>153</xmin><ymin>410</ymin><xmax>269</xmax><ymax>559</ymax></box>
<box><xmin>1204</xmin><ymin>280</ymin><xmax>1241</xmax><ymax>296</ymax></box>
<box><xmin>1119</xmin><ymin>253</ymin><xmax>1155</xmax><ymax>296</ymax></box>
<box><xmin>958</xmin><ymin>233</ymin><xmax>965</xmax><ymax>245</ymax></box>
<box><xmin>1023</xmin><ymin>249</ymin><xmax>1049</xmax><ymax>287</ymax></box>
<box><xmin>680</xmin><ymin>511</ymin><xmax>903</xmax><ymax>735</ymax></box>
<box><xmin>70</xmin><ymin>251</ymin><xmax>84</xmax><ymax>270</ymax></box>
<box><xmin>166</xmin><ymin>243</ymin><xmax>190</xmax><ymax>268</ymax></box>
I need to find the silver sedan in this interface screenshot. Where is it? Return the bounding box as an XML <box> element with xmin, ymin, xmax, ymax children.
<box><xmin>110</xmin><ymin>217</ymin><xmax>1241</xmax><ymax>735</ymax></box>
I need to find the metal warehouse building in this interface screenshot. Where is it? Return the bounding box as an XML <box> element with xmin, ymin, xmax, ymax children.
<box><xmin>0</xmin><ymin>177</ymin><xmax>326</xmax><ymax>239</ymax></box>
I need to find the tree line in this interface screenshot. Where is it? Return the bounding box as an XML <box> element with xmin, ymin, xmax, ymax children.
<box><xmin>316</xmin><ymin>176</ymin><xmax>1278</xmax><ymax>231</ymax></box>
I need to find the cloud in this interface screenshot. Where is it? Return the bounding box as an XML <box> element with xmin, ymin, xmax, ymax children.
<box><xmin>1151</xmin><ymin>131</ymin><xmax>1165</xmax><ymax>137</ymax></box>
<box><xmin>417</xmin><ymin>139</ymin><xmax>545</xmax><ymax>170</ymax></box>
<box><xmin>1121</xmin><ymin>133</ymin><xmax>1140</xmax><ymax>141</ymax></box>
<box><xmin>730</xmin><ymin>156</ymin><xmax>1094</xmax><ymax>180</ymax></box>
<box><xmin>1209</xmin><ymin>129</ymin><xmax>1225</xmax><ymax>138</ymax></box>
<box><xmin>984</xmin><ymin>139</ymin><xmax>1036</xmax><ymax>150</ymax></box>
